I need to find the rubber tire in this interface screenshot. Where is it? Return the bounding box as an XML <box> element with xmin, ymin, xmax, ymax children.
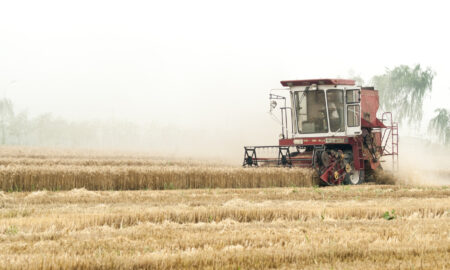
<box><xmin>344</xmin><ymin>170</ymin><xmax>365</xmax><ymax>185</ymax></box>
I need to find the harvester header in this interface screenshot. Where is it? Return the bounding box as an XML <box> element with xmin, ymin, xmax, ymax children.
<box><xmin>243</xmin><ymin>78</ymin><xmax>398</xmax><ymax>185</ymax></box>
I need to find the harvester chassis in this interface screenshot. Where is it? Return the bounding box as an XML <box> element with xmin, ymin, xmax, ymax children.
<box><xmin>242</xmin><ymin>79</ymin><xmax>398</xmax><ymax>186</ymax></box>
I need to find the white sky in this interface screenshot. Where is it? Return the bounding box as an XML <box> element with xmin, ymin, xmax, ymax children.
<box><xmin>1</xmin><ymin>0</ymin><xmax>449</xmax><ymax>133</ymax></box>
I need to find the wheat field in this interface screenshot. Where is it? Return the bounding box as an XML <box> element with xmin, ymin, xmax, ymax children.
<box><xmin>1</xmin><ymin>186</ymin><xmax>449</xmax><ymax>269</ymax></box>
<box><xmin>0</xmin><ymin>147</ymin><xmax>449</xmax><ymax>269</ymax></box>
<box><xmin>0</xmin><ymin>147</ymin><xmax>316</xmax><ymax>191</ymax></box>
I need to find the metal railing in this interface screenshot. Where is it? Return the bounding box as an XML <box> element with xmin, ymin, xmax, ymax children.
<box><xmin>381</xmin><ymin>112</ymin><xmax>399</xmax><ymax>171</ymax></box>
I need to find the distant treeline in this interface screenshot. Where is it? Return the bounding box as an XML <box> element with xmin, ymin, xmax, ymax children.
<box><xmin>0</xmin><ymin>98</ymin><xmax>189</xmax><ymax>152</ymax></box>
<box><xmin>0</xmin><ymin>98</ymin><xmax>243</xmax><ymax>160</ymax></box>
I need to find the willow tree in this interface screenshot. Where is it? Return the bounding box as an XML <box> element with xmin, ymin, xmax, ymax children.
<box><xmin>428</xmin><ymin>108</ymin><xmax>450</xmax><ymax>145</ymax></box>
<box><xmin>371</xmin><ymin>64</ymin><xmax>435</xmax><ymax>125</ymax></box>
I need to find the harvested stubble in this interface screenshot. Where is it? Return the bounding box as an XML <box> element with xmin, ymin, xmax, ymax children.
<box><xmin>0</xmin><ymin>186</ymin><xmax>449</xmax><ymax>269</ymax></box>
<box><xmin>0</xmin><ymin>165</ymin><xmax>315</xmax><ymax>191</ymax></box>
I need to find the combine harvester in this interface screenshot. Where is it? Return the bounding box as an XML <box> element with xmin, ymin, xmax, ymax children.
<box><xmin>243</xmin><ymin>79</ymin><xmax>398</xmax><ymax>185</ymax></box>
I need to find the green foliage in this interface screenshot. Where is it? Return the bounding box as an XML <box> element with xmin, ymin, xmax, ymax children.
<box><xmin>428</xmin><ymin>108</ymin><xmax>450</xmax><ymax>145</ymax></box>
<box><xmin>382</xmin><ymin>210</ymin><xmax>396</xmax><ymax>220</ymax></box>
<box><xmin>371</xmin><ymin>64</ymin><xmax>435</xmax><ymax>125</ymax></box>
<box><xmin>163</xmin><ymin>182</ymin><xmax>175</xmax><ymax>190</ymax></box>
<box><xmin>5</xmin><ymin>225</ymin><xmax>18</xmax><ymax>235</ymax></box>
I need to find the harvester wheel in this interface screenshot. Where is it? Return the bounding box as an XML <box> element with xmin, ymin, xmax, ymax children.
<box><xmin>344</xmin><ymin>170</ymin><xmax>364</xmax><ymax>185</ymax></box>
<box><xmin>343</xmin><ymin>150</ymin><xmax>364</xmax><ymax>185</ymax></box>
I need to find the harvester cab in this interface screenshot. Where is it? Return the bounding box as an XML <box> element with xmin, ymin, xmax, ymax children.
<box><xmin>243</xmin><ymin>79</ymin><xmax>398</xmax><ymax>185</ymax></box>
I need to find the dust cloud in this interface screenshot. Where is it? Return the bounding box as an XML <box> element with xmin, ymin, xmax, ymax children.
<box><xmin>389</xmin><ymin>137</ymin><xmax>450</xmax><ymax>186</ymax></box>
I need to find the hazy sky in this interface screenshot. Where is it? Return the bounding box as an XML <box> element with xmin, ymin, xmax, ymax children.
<box><xmin>1</xmin><ymin>0</ymin><xmax>449</xmax><ymax>134</ymax></box>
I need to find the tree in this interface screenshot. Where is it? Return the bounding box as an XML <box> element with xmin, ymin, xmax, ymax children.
<box><xmin>9</xmin><ymin>111</ymin><xmax>29</xmax><ymax>145</ymax></box>
<box><xmin>32</xmin><ymin>113</ymin><xmax>54</xmax><ymax>146</ymax></box>
<box><xmin>371</xmin><ymin>64</ymin><xmax>435</xmax><ymax>125</ymax></box>
<box><xmin>428</xmin><ymin>108</ymin><xmax>450</xmax><ymax>145</ymax></box>
<box><xmin>0</xmin><ymin>98</ymin><xmax>14</xmax><ymax>144</ymax></box>
<box><xmin>347</xmin><ymin>69</ymin><xmax>365</xmax><ymax>86</ymax></box>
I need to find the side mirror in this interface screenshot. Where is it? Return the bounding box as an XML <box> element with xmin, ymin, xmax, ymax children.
<box><xmin>270</xmin><ymin>100</ymin><xmax>277</xmax><ymax>110</ymax></box>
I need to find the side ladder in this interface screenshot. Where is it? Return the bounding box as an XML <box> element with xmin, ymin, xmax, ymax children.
<box><xmin>392</xmin><ymin>122</ymin><xmax>399</xmax><ymax>171</ymax></box>
<box><xmin>381</xmin><ymin>112</ymin><xmax>399</xmax><ymax>171</ymax></box>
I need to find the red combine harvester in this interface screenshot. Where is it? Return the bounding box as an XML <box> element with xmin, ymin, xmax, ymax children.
<box><xmin>243</xmin><ymin>79</ymin><xmax>399</xmax><ymax>185</ymax></box>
